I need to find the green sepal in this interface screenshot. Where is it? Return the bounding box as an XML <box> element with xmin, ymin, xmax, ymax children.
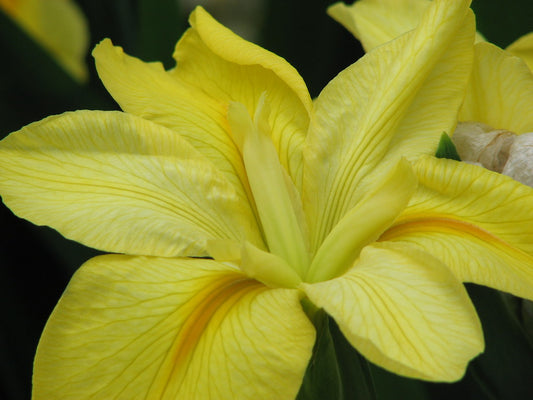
<box><xmin>435</xmin><ymin>132</ymin><xmax>461</xmax><ymax>161</ymax></box>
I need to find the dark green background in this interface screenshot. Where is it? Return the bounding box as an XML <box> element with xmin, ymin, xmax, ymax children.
<box><xmin>1</xmin><ymin>1</ymin><xmax>532</xmax><ymax>399</ymax></box>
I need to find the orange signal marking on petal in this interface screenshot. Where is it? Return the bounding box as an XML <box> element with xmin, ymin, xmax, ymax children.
<box><xmin>379</xmin><ymin>214</ymin><xmax>518</xmax><ymax>251</ymax></box>
<box><xmin>148</xmin><ymin>272</ymin><xmax>266</xmax><ymax>397</ymax></box>
<box><xmin>379</xmin><ymin>213</ymin><xmax>533</xmax><ymax>279</ymax></box>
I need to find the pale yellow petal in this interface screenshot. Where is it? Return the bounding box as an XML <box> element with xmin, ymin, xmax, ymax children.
<box><xmin>328</xmin><ymin>0</ymin><xmax>430</xmax><ymax>52</ymax></box>
<box><xmin>304</xmin><ymin>0</ymin><xmax>474</xmax><ymax>249</ymax></box>
<box><xmin>1</xmin><ymin>0</ymin><xmax>89</xmax><ymax>81</ymax></box>
<box><xmin>305</xmin><ymin>158</ymin><xmax>417</xmax><ymax>282</ymax></box>
<box><xmin>93</xmin><ymin>39</ymin><xmax>254</xmax><ymax>210</ymax></box>
<box><xmin>33</xmin><ymin>255</ymin><xmax>315</xmax><ymax>400</ymax></box>
<box><xmin>507</xmin><ymin>31</ymin><xmax>533</xmax><ymax>72</ymax></box>
<box><xmin>328</xmin><ymin>0</ymin><xmax>484</xmax><ymax>52</ymax></box>
<box><xmin>303</xmin><ymin>243</ymin><xmax>483</xmax><ymax>382</ymax></box>
<box><xmin>459</xmin><ymin>42</ymin><xmax>533</xmax><ymax>134</ymax></box>
<box><xmin>381</xmin><ymin>156</ymin><xmax>533</xmax><ymax>300</ymax></box>
<box><xmin>171</xmin><ymin>6</ymin><xmax>312</xmax><ymax>187</ymax></box>
<box><xmin>0</xmin><ymin>110</ymin><xmax>263</xmax><ymax>257</ymax></box>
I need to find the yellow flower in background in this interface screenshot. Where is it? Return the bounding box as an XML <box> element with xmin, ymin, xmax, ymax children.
<box><xmin>0</xmin><ymin>0</ymin><xmax>89</xmax><ymax>81</ymax></box>
<box><xmin>1</xmin><ymin>1</ymin><xmax>533</xmax><ymax>398</ymax></box>
<box><xmin>330</xmin><ymin>0</ymin><xmax>533</xmax><ymax>185</ymax></box>
<box><xmin>507</xmin><ymin>32</ymin><xmax>533</xmax><ymax>71</ymax></box>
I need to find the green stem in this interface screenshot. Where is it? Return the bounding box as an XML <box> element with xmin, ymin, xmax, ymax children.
<box><xmin>297</xmin><ymin>307</ymin><xmax>378</xmax><ymax>400</ymax></box>
<box><xmin>329</xmin><ymin>318</ymin><xmax>378</xmax><ymax>400</ymax></box>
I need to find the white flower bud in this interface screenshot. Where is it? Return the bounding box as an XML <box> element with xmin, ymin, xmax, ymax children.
<box><xmin>452</xmin><ymin>122</ymin><xmax>533</xmax><ymax>187</ymax></box>
<box><xmin>501</xmin><ymin>132</ymin><xmax>533</xmax><ymax>187</ymax></box>
<box><xmin>452</xmin><ymin>122</ymin><xmax>515</xmax><ymax>173</ymax></box>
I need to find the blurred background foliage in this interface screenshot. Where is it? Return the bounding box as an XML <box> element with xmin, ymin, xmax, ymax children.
<box><xmin>0</xmin><ymin>0</ymin><xmax>532</xmax><ymax>399</ymax></box>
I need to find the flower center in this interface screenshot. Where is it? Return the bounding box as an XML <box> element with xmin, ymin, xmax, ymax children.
<box><xmin>227</xmin><ymin>93</ymin><xmax>310</xmax><ymax>283</ymax></box>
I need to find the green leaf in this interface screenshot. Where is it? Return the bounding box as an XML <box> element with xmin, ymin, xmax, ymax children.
<box><xmin>297</xmin><ymin>310</ymin><xmax>343</xmax><ymax>400</ymax></box>
<box><xmin>465</xmin><ymin>284</ymin><xmax>533</xmax><ymax>399</ymax></box>
<box><xmin>435</xmin><ymin>132</ymin><xmax>461</xmax><ymax>161</ymax></box>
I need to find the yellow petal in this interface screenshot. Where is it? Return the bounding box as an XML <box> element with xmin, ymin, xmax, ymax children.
<box><xmin>506</xmin><ymin>31</ymin><xmax>533</xmax><ymax>72</ymax></box>
<box><xmin>328</xmin><ymin>0</ymin><xmax>430</xmax><ymax>52</ymax></box>
<box><xmin>305</xmin><ymin>158</ymin><xmax>417</xmax><ymax>283</ymax></box>
<box><xmin>381</xmin><ymin>156</ymin><xmax>533</xmax><ymax>300</ymax></box>
<box><xmin>304</xmin><ymin>0</ymin><xmax>474</xmax><ymax>249</ymax></box>
<box><xmin>328</xmin><ymin>0</ymin><xmax>485</xmax><ymax>52</ymax></box>
<box><xmin>0</xmin><ymin>110</ymin><xmax>263</xmax><ymax>257</ymax></box>
<box><xmin>239</xmin><ymin>241</ymin><xmax>302</xmax><ymax>288</ymax></box>
<box><xmin>171</xmin><ymin>6</ymin><xmax>312</xmax><ymax>187</ymax></box>
<box><xmin>1</xmin><ymin>0</ymin><xmax>89</xmax><ymax>81</ymax></box>
<box><xmin>459</xmin><ymin>42</ymin><xmax>533</xmax><ymax>134</ymax></box>
<box><xmin>33</xmin><ymin>255</ymin><xmax>315</xmax><ymax>400</ymax></box>
<box><xmin>302</xmin><ymin>242</ymin><xmax>483</xmax><ymax>382</ymax></box>
<box><xmin>93</xmin><ymin>39</ymin><xmax>254</xmax><ymax>210</ymax></box>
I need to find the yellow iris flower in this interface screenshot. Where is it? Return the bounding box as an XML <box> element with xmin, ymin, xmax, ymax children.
<box><xmin>1</xmin><ymin>1</ymin><xmax>533</xmax><ymax>398</ymax></box>
<box><xmin>0</xmin><ymin>0</ymin><xmax>89</xmax><ymax>81</ymax></box>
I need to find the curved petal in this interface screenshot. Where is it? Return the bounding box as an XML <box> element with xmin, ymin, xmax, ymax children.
<box><xmin>1</xmin><ymin>0</ymin><xmax>89</xmax><ymax>81</ymax></box>
<box><xmin>305</xmin><ymin>158</ymin><xmax>417</xmax><ymax>283</ymax></box>
<box><xmin>171</xmin><ymin>6</ymin><xmax>312</xmax><ymax>187</ymax></box>
<box><xmin>381</xmin><ymin>156</ymin><xmax>533</xmax><ymax>300</ymax></box>
<box><xmin>328</xmin><ymin>0</ymin><xmax>485</xmax><ymax>52</ymax></box>
<box><xmin>506</xmin><ymin>31</ymin><xmax>533</xmax><ymax>72</ymax></box>
<box><xmin>93</xmin><ymin>39</ymin><xmax>253</xmax><ymax>209</ymax></box>
<box><xmin>303</xmin><ymin>0</ymin><xmax>474</xmax><ymax>249</ymax></box>
<box><xmin>0</xmin><ymin>110</ymin><xmax>263</xmax><ymax>257</ymax></box>
<box><xmin>33</xmin><ymin>255</ymin><xmax>315</xmax><ymax>400</ymax></box>
<box><xmin>302</xmin><ymin>242</ymin><xmax>483</xmax><ymax>382</ymax></box>
<box><xmin>459</xmin><ymin>42</ymin><xmax>533</xmax><ymax>134</ymax></box>
<box><xmin>328</xmin><ymin>0</ymin><xmax>430</xmax><ymax>52</ymax></box>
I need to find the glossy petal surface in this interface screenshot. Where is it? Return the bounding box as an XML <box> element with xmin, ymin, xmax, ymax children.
<box><xmin>382</xmin><ymin>156</ymin><xmax>533</xmax><ymax>300</ymax></box>
<box><xmin>303</xmin><ymin>243</ymin><xmax>483</xmax><ymax>381</ymax></box>
<box><xmin>0</xmin><ymin>110</ymin><xmax>262</xmax><ymax>257</ymax></box>
<box><xmin>34</xmin><ymin>255</ymin><xmax>315</xmax><ymax>400</ymax></box>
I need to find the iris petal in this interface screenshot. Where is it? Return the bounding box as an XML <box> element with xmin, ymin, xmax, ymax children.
<box><xmin>171</xmin><ymin>6</ymin><xmax>312</xmax><ymax>187</ymax></box>
<box><xmin>304</xmin><ymin>0</ymin><xmax>474</xmax><ymax>249</ymax></box>
<box><xmin>459</xmin><ymin>42</ymin><xmax>533</xmax><ymax>134</ymax></box>
<box><xmin>303</xmin><ymin>242</ymin><xmax>483</xmax><ymax>382</ymax></box>
<box><xmin>93</xmin><ymin>38</ymin><xmax>253</xmax><ymax>209</ymax></box>
<box><xmin>506</xmin><ymin>32</ymin><xmax>533</xmax><ymax>72</ymax></box>
<box><xmin>328</xmin><ymin>0</ymin><xmax>429</xmax><ymax>52</ymax></box>
<box><xmin>34</xmin><ymin>255</ymin><xmax>315</xmax><ymax>400</ymax></box>
<box><xmin>382</xmin><ymin>156</ymin><xmax>533</xmax><ymax>300</ymax></box>
<box><xmin>0</xmin><ymin>110</ymin><xmax>263</xmax><ymax>257</ymax></box>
